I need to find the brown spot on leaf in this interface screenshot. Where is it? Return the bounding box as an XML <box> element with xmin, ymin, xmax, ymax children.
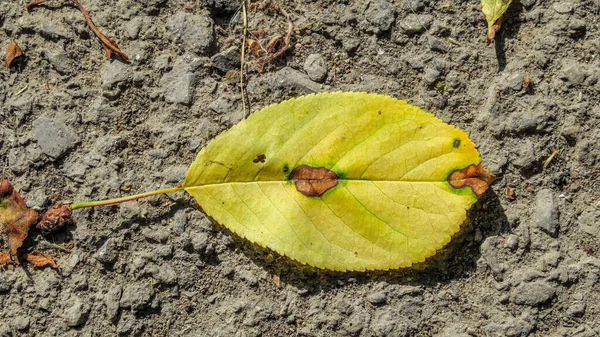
<box><xmin>5</xmin><ymin>40</ymin><xmax>23</xmax><ymax>69</ymax></box>
<box><xmin>253</xmin><ymin>154</ymin><xmax>266</xmax><ymax>163</ymax></box>
<box><xmin>289</xmin><ymin>165</ymin><xmax>339</xmax><ymax>197</ymax></box>
<box><xmin>447</xmin><ymin>164</ymin><xmax>496</xmax><ymax>198</ymax></box>
<box><xmin>0</xmin><ymin>178</ymin><xmax>38</xmax><ymax>255</ymax></box>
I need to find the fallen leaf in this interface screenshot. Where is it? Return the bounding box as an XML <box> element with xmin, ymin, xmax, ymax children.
<box><xmin>5</xmin><ymin>40</ymin><xmax>23</xmax><ymax>69</ymax></box>
<box><xmin>183</xmin><ymin>92</ymin><xmax>495</xmax><ymax>271</ymax></box>
<box><xmin>37</xmin><ymin>203</ymin><xmax>72</xmax><ymax>235</ymax></box>
<box><xmin>24</xmin><ymin>252</ymin><xmax>59</xmax><ymax>269</ymax></box>
<box><xmin>505</xmin><ymin>186</ymin><xmax>516</xmax><ymax>201</ymax></box>
<box><xmin>481</xmin><ymin>0</ymin><xmax>513</xmax><ymax>46</ymax></box>
<box><xmin>0</xmin><ymin>178</ymin><xmax>38</xmax><ymax>255</ymax></box>
<box><xmin>0</xmin><ymin>251</ymin><xmax>14</xmax><ymax>270</ymax></box>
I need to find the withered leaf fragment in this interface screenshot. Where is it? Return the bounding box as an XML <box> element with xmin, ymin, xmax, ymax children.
<box><xmin>0</xmin><ymin>178</ymin><xmax>38</xmax><ymax>255</ymax></box>
<box><xmin>24</xmin><ymin>252</ymin><xmax>59</xmax><ymax>269</ymax></box>
<box><xmin>5</xmin><ymin>40</ymin><xmax>23</xmax><ymax>69</ymax></box>
<box><xmin>37</xmin><ymin>203</ymin><xmax>73</xmax><ymax>235</ymax></box>
<box><xmin>481</xmin><ymin>0</ymin><xmax>513</xmax><ymax>46</ymax></box>
<box><xmin>0</xmin><ymin>251</ymin><xmax>14</xmax><ymax>270</ymax></box>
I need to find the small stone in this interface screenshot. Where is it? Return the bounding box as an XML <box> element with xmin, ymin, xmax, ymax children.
<box><xmin>157</xmin><ymin>266</ymin><xmax>178</xmax><ymax>286</ymax></box>
<box><xmin>155</xmin><ymin>244</ymin><xmax>173</xmax><ymax>258</ymax></box>
<box><xmin>553</xmin><ymin>2</ymin><xmax>573</xmax><ymax>14</ymax></box>
<box><xmin>45</xmin><ymin>48</ymin><xmax>72</xmax><ymax>75</ymax></box>
<box><xmin>191</xmin><ymin>232</ymin><xmax>209</xmax><ymax>254</ymax></box>
<box><xmin>117</xmin><ymin>312</ymin><xmax>136</xmax><ymax>335</ymax></box>
<box><xmin>159</xmin><ymin>55</ymin><xmax>202</xmax><ymax>105</ymax></box>
<box><xmin>142</xmin><ymin>226</ymin><xmax>170</xmax><ymax>243</ymax></box>
<box><xmin>366</xmin><ymin>291</ymin><xmax>387</xmax><ymax>305</ymax></box>
<box><xmin>512</xmin><ymin>140</ymin><xmax>535</xmax><ymax>168</ymax></box>
<box><xmin>510</xmin><ymin>281</ymin><xmax>556</xmax><ymax>306</ymax></box>
<box><xmin>94</xmin><ymin>238</ymin><xmax>118</xmax><ymax>264</ymax></box>
<box><xmin>504</xmin><ymin>234</ymin><xmax>519</xmax><ymax>251</ymax></box>
<box><xmin>561</xmin><ymin>62</ymin><xmax>586</xmax><ymax>86</ymax></box>
<box><xmin>102</xmin><ymin>61</ymin><xmax>130</xmax><ymax>89</ymax></box>
<box><xmin>120</xmin><ymin>284</ymin><xmax>154</xmax><ymax>310</ymax></box>
<box><xmin>578</xmin><ymin>205</ymin><xmax>600</xmax><ymax>237</ymax></box>
<box><xmin>422</xmin><ymin>68</ymin><xmax>441</xmax><ymax>86</ymax></box>
<box><xmin>567</xmin><ymin>302</ymin><xmax>586</xmax><ymax>317</ymax></box>
<box><xmin>303</xmin><ymin>54</ymin><xmax>328</xmax><ymax>82</ymax></box>
<box><xmin>172</xmin><ymin>210</ymin><xmax>187</xmax><ymax>236</ymax></box>
<box><xmin>119</xmin><ymin>202</ymin><xmax>141</xmax><ymax>224</ymax></box>
<box><xmin>166</xmin><ymin>12</ymin><xmax>215</xmax><ymax>55</ymax></box>
<box><xmin>32</xmin><ymin>117</ymin><xmax>79</xmax><ymax>159</ymax></box>
<box><xmin>64</xmin><ymin>298</ymin><xmax>91</xmax><ymax>327</ymax></box>
<box><xmin>532</xmin><ymin>189</ymin><xmax>559</xmax><ymax>237</ymax></box>
<box><xmin>365</xmin><ymin>0</ymin><xmax>396</xmax><ymax>32</ymax></box>
<box><xmin>270</xmin><ymin>67</ymin><xmax>322</xmax><ymax>94</ymax></box>
<box><xmin>397</xmin><ymin>14</ymin><xmax>433</xmax><ymax>35</ymax></box>
<box><xmin>105</xmin><ymin>286</ymin><xmax>122</xmax><ymax>322</ymax></box>
<box><xmin>12</xmin><ymin>316</ymin><xmax>30</xmax><ymax>331</ymax></box>
<box><xmin>210</xmin><ymin>46</ymin><xmax>240</xmax><ymax>72</ymax></box>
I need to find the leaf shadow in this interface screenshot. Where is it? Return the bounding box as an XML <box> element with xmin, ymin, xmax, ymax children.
<box><xmin>493</xmin><ymin>1</ymin><xmax>524</xmax><ymax>73</ymax></box>
<box><xmin>224</xmin><ymin>188</ymin><xmax>508</xmax><ymax>292</ymax></box>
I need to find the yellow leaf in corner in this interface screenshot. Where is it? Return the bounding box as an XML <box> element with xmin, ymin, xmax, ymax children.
<box><xmin>183</xmin><ymin>92</ymin><xmax>495</xmax><ymax>271</ymax></box>
<box><xmin>481</xmin><ymin>0</ymin><xmax>513</xmax><ymax>46</ymax></box>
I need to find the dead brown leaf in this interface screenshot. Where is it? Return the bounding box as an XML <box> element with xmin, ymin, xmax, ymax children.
<box><xmin>485</xmin><ymin>16</ymin><xmax>503</xmax><ymax>47</ymax></box>
<box><xmin>505</xmin><ymin>186</ymin><xmax>516</xmax><ymax>201</ymax></box>
<box><xmin>0</xmin><ymin>178</ymin><xmax>38</xmax><ymax>256</ymax></box>
<box><xmin>0</xmin><ymin>251</ymin><xmax>14</xmax><ymax>270</ymax></box>
<box><xmin>5</xmin><ymin>40</ymin><xmax>23</xmax><ymax>69</ymax></box>
<box><xmin>24</xmin><ymin>252</ymin><xmax>59</xmax><ymax>269</ymax></box>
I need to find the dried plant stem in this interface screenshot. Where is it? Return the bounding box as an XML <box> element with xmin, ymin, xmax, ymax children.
<box><xmin>70</xmin><ymin>186</ymin><xmax>184</xmax><ymax>210</ymax></box>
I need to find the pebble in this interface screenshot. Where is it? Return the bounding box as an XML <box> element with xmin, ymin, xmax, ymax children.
<box><xmin>397</xmin><ymin>14</ymin><xmax>433</xmax><ymax>35</ymax></box>
<box><xmin>366</xmin><ymin>291</ymin><xmax>387</xmax><ymax>305</ymax></box>
<box><xmin>102</xmin><ymin>61</ymin><xmax>130</xmax><ymax>90</ymax></box>
<box><xmin>561</xmin><ymin>62</ymin><xmax>586</xmax><ymax>86</ymax></box>
<box><xmin>504</xmin><ymin>234</ymin><xmax>519</xmax><ymax>251</ymax></box>
<box><xmin>12</xmin><ymin>316</ymin><xmax>30</xmax><ymax>331</ymax></box>
<box><xmin>422</xmin><ymin>68</ymin><xmax>441</xmax><ymax>86</ymax></box>
<box><xmin>32</xmin><ymin>117</ymin><xmax>79</xmax><ymax>159</ymax></box>
<box><xmin>370</xmin><ymin>308</ymin><xmax>408</xmax><ymax>337</ymax></box>
<box><xmin>119</xmin><ymin>202</ymin><xmax>141</xmax><ymax>224</ymax></box>
<box><xmin>271</xmin><ymin>67</ymin><xmax>323</xmax><ymax>94</ymax></box>
<box><xmin>191</xmin><ymin>232</ymin><xmax>209</xmax><ymax>254</ymax></box>
<box><xmin>159</xmin><ymin>55</ymin><xmax>202</xmax><ymax>105</ymax></box>
<box><xmin>64</xmin><ymin>298</ymin><xmax>90</xmax><ymax>327</ymax></box>
<box><xmin>105</xmin><ymin>286</ymin><xmax>122</xmax><ymax>322</ymax></box>
<box><xmin>303</xmin><ymin>54</ymin><xmax>328</xmax><ymax>82</ymax></box>
<box><xmin>93</xmin><ymin>238</ymin><xmax>118</xmax><ymax>264</ymax></box>
<box><xmin>155</xmin><ymin>244</ymin><xmax>173</xmax><ymax>258</ymax></box>
<box><xmin>44</xmin><ymin>48</ymin><xmax>72</xmax><ymax>75</ymax></box>
<box><xmin>120</xmin><ymin>284</ymin><xmax>154</xmax><ymax>310</ymax></box>
<box><xmin>365</xmin><ymin>0</ymin><xmax>396</xmax><ymax>32</ymax></box>
<box><xmin>510</xmin><ymin>280</ymin><xmax>556</xmax><ymax>306</ymax></box>
<box><xmin>553</xmin><ymin>2</ymin><xmax>573</xmax><ymax>14</ymax></box>
<box><xmin>567</xmin><ymin>302</ymin><xmax>586</xmax><ymax>317</ymax></box>
<box><xmin>578</xmin><ymin>205</ymin><xmax>599</xmax><ymax>237</ymax></box>
<box><xmin>156</xmin><ymin>266</ymin><xmax>178</xmax><ymax>286</ymax></box>
<box><xmin>210</xmin><ymin>46</ymin><xmax>240</xmax><ymax>73</ymax></box>
<box><xmin>511</xmin><ymin>140</ymin><xmax>535</xmax><ymax>168</ymax></box>
<box><xmin>532</xmin><ymin>189</ymin><xmax>559</xmax><ymax>237</ymax></box>
<box><xmin>142</xmin><ymin>226</ymin><xmax>170</xmax><ymax>243</ymax></box>
<box><xmin>166</xmin><ymin>13</ymin><xmax>215</xmax><ymax>55</ymax></box>
<box><xmin>172</xmin><ymin>210</ymin><xmax>187</xmax><ymax>236</ymax></box>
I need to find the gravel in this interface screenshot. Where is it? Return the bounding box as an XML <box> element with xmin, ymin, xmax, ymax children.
<box><xmin>2</xmin><ymin>0</ymin><xmax>599</xmax><ymax>336</ymax></box>
<box><xmin>32</xmin><ymin>118</ymin><xmax>79</xmax><ymax>159</ymax></box>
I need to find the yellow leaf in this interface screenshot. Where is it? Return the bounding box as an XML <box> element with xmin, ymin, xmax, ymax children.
<box><xmin>481</xmin><ymin>0</ymin><xmax>513</xmax><ymax>46</ymax></box>
<box><xmin>183</xmin><ymin>92</ymin><xmax>494</xmax><ymax>271</ymax></box>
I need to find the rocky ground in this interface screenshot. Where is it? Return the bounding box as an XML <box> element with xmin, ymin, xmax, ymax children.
<box><xmin>1</xmin><ymin>0</ymin><xmax>600</xmax><ymax>336</ymax></box>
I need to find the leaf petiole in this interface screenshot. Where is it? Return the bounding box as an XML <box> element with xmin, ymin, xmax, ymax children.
<box><xmin>70</xmin><ymin>186</ymin><xmax>184</xmax><ymax>210</ymax></box>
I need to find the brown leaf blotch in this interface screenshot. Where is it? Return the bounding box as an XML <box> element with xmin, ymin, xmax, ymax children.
<box><xmin>289</xmin><ymin>165</ymin><xmax>339</xmax><ymax>197</ymax></box>
<box><xmin>447</xmin><ymin>164</ymin><xmax>496</xmax><ymax>198</ymax></box>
